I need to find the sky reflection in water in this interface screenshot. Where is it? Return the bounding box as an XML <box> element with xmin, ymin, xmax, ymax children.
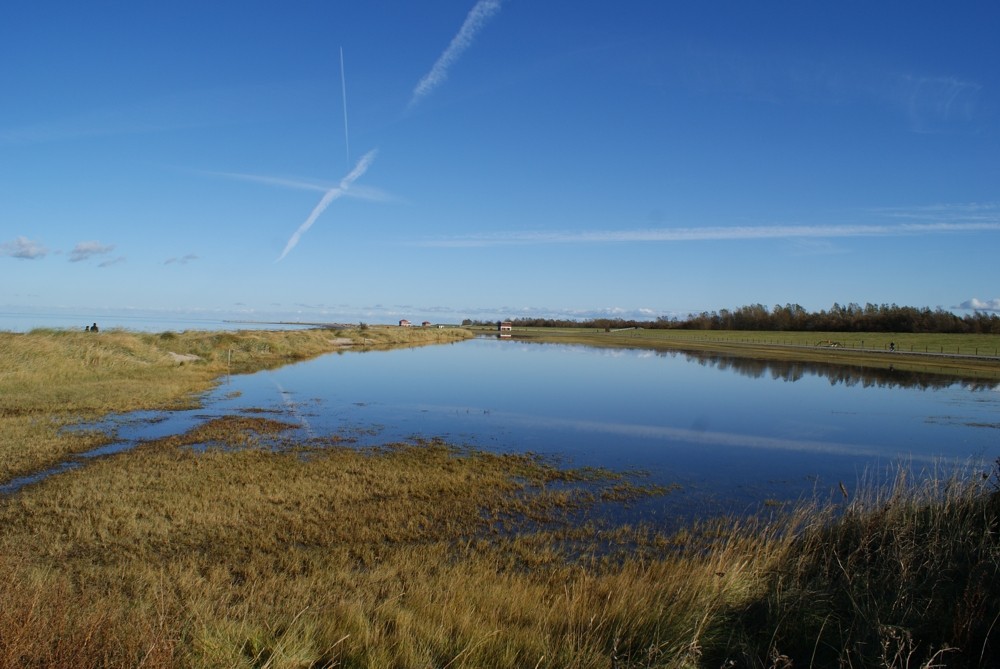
<box><xmin>54</xmin><ymin>337</ymin><xmax>1000</xmax><ymax>517</ymax></box>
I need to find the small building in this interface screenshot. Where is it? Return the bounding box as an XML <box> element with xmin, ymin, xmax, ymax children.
<box><xmin>399</xmin><ymin>319</ymin><xmax>412</xmax><ymax>327</ymax></box>
<box><xmin>498</xmin><ymin>321</ymin><xmax>512</xmax><ymax>338</ymax></box>
<box><xmin>422</xmin><ymin>321</ymin><xmax>432</xmax><ymax>327</ymax></box>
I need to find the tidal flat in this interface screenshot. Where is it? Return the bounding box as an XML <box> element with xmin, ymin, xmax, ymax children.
<box><xmin>0</xmin><ymin>327</ymin><xmax>997</xmax><ymax>667</ymax></box>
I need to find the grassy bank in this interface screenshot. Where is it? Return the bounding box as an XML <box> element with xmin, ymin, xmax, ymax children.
<box><xmin>480</xmin><ymin>327</ymin><xmax>1000</xmax><ymax>379</ymax></box>
<box><xmin>715</xmin><ymin>471</ymin><xmax>1000</xmax><ymax>667</ymax></box>
<box><xmin>0</xmin><ymin>325</ymin><xmax>471</xmax><ymax>480</ymax></box>
<box><xmin>0</xmin><ymin>327</ymin><xmax>997</xmax><ymax>667</ymax></box>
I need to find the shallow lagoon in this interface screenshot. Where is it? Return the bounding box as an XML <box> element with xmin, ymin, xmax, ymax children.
<box><xmin>29</xmin><ymin>337</ymin><xmax>1000</xmax><ymax>518</ymax></box>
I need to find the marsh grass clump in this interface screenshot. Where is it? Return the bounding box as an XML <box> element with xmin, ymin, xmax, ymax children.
<box><xmin>712</xmin><ymin>467</ymin><xmax>1000</xmax><ymax>668</ymax></box>
<box><xmin>0</xmin><ymin>417</ymin><xmax>703</xmax><ymax>668</ymax></box>
<box><xmin>153</xmin><ymin>415</ymin><xmax>299</xmax><ymax>452</ymax></box>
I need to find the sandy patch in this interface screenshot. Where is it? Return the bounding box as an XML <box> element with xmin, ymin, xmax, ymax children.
<box><xmin>330</xmin><ymin>337</ymin><xmax>354</xmax><ymax>347</ymax></box>
<box><xmin>167</xmin><ymin>352</ymin><xmax>201</xmax><ymax>363</ymax></box>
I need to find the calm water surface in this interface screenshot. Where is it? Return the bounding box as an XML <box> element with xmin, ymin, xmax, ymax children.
<box><xmin>20</xmin><ymin>337</ymin><xmax>1000</xmax><ymax>517</ymax></box>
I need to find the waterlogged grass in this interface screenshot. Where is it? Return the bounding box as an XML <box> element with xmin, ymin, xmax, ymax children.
<box><xmin>1</xmin><ymin>416</ymin><xmax>996</xmax><ymax>667</ymax></box>
<box><xmin>0</xmin><ymin>420</ymin><xmax>707</xmax><ymax>668</ymax></box>
<box><xmin>1</xmin><ymin>326</ymin><xmax>998</xmax><ymax>667</ymax></box>
<box><xmin>0</xmin><ymin>326</ymin><xmax>471</xmax><ymax>480</ymax></box>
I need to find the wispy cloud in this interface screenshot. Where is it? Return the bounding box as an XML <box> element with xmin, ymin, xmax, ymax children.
<box><xmin>410</xmin><ymin>0</ymin><xmax>503</xmax><ymax>107</ymax></box>
<box><xmin>164</xmin><ymin>254</ymin><xmax>199</xmax><ymax>265</ymax></box>
<box><xmin>69</xmin><ymin>241</ymin><xmax>116</xmax><ymax>262</ymax></box>
<box><xmin>190</xmin><ymin>301</ymin><xmax>676</xmax><ymax>326</ymax></box>
<box><xmin>98</xmin><ymin>256</ymin><xmax>126</xmax><ymax>268</ymax></box>
<box><xmin>276</xmin><ymin>149</ymin><xmax>378</xmax><ymax>262</ymax></box>
<box><xmin>870</xmin><ymin>201</ymin><xmax>1000</xmax><ymax>221</ymax></box>
<box><xmin>956</xmin><ymin>298</ymin><xmax>1000</xmax><ymax>312</ymax></box>
<box><xmin>481</xmin><ymin>305</ymin><xmax>665</xmax><ymax>321</ymax></box>
<box><xmin>671</xmin><ymin>46</ymin><xmax>987</xmax><ymax>135</ymax></box>
<box><xmin>416</xmin><ymin>221</ymin><xmax>1000</xmax><ymax>248</ymax></box>
<box><xmin>1</xmin><ymin>236</ymin><xmax>48</xmax><ymax>259</ymax></box>
<box><xmin>894</xmin><ymin>75</ymin><xmax>982</xmax><ymax>134</ymax></box>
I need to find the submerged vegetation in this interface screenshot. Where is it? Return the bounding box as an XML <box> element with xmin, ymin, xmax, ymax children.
<box><xmin>0</xmin><ymin>327</ymin><xmax>997</xmax><ymax>667</ymax></box>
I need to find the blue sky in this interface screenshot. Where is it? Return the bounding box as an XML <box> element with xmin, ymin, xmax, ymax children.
<box><xmin>2</xmin><ymin>1</ymin><xmax>999</xmax><ymax>324</ymax></box>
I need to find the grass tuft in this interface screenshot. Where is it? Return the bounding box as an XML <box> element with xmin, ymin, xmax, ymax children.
<box><xmin>712</xmin><ymin>466</ymin><xmax>1000</xmax><ymax>667</ymax></box>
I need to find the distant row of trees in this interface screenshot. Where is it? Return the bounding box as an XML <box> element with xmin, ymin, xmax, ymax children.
<box><xmin>674</xmin><ymin>303</ymin><xmax>1000</xmax><ymax>334</ymax></box>
<box><xmin>463</xmin><ymin>303</ymin><xmax>1000</xmax><ymax>334</ymax></box>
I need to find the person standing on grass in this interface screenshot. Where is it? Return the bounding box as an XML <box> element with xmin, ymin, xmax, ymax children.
<box><xmin>91</xmin><ymin>322</ymin><xmax>99</xmax><ymax>333</ymax></box>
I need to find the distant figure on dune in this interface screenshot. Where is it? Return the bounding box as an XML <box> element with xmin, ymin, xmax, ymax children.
<box><xmin>85</xmin><ymin>325</ymin><xmax>90</xmax><ymax>332</ymax></box>
<box><xmin>90</xmin><ymin>322</ymin><xmax>99</xmax><ymax>333</ymax></box>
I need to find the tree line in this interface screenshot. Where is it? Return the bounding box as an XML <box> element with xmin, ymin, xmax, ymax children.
<box><xmin>463</xmin><ymin>303</ymin><xmax>1000</xmax><ymax>334</ymax></box>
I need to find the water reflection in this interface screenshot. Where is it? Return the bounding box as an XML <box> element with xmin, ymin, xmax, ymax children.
<box><xmin>671</xmin><ymin>349</ymin><xmax>999</xmax><ymax>391</ymax></box>
<box><xmin>502</xmin><ymin>337</ymin><xmax>996</xmax><ymax>391</ymax></box>
<box><xmin>4</xmin><ymin>338</ymin><xmax>998</xmax><ymax>522</ymax></box>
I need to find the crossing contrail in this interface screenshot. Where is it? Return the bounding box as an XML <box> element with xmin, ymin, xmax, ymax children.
<box><xmin>340</xmin><ymin>46</ymin><xmax>350</xmax><ymax>164</ymax></box>
<box><xmin>410</xmin><ymin>0</ymin><xmax>502</xmax><ymax>107</ymax></box>
<box><xmin>275</xmin><ymin>149</ymin><xmax>377</xmax><ymax>262</ymax></box>
<box><xmin>202</xmin><ymin>170</ymin><xmax>394</xmax><ymax>203</ymax></box>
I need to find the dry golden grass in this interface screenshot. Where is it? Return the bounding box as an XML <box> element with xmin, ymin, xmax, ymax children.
<box><xmin>0</xmin><ymin>415</ymin><xmax>738</xmax><ymax>668</ymax></box>
<box><xmin>0</xmin><ymin>326</ymin><xmax>471</xmax><ymax>480</ymax></box>
<box><xmin>714</xmin><ymin>469</ymin><xmax>1000</xmax><ymax>668</ymax></box>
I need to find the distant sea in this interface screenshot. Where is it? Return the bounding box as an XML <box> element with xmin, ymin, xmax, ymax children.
<box><xmin>0</xmin><ymin>310</ymin><xmax>321</xmax><ymax>334</ymax></box>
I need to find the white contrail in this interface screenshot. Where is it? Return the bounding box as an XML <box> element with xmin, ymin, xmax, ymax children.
<box><xmin>410</xmin><ymin>0</ymin><xmax>502</xmax><ymax>107</ymax></box>
<box><xmin>204</xmin><ymin>171</ymin><xmax>329</xmax><ymax>192</ymax></box>
<box><xmin>340</xmin><ymin>46</ymin><xmax>350</xmax><ymax>164</ymax></box>
<box><xmin>276</xmin><ymin>149</ymin><xmax>377</xmax><ymax>262</ymax></box>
